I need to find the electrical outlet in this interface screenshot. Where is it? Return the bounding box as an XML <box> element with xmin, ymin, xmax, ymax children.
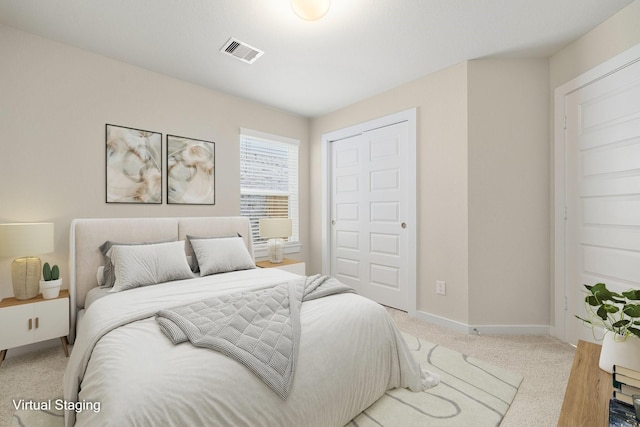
<box><xmin>436</xmin><ymin>280</ymin><xmax>446</xmax><ymax>295</ymax></box>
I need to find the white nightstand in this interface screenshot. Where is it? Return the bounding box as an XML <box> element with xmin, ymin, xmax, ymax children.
<box><xmin>256</xmin><ymin>258</ymin><xmax>306</xmax><ymax>276</ymax></box>
<box><xmin>0</xmin><ymin>290</ymin><xmax>70</xmax><ymax>366</ymax></box>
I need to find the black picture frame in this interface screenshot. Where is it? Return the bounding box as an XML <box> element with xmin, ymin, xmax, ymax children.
<box><xmin>166</xmin><ymin>134</ymin><xmax>215</xmax><ymax>205</ymax></box>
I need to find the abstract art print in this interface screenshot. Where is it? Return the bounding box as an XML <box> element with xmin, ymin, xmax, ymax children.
<box><xmin>167</xmin><ymin>135</ymin><xmax>215</xmax><ymax>205</ymax></box>
<box><xmin>105</xmin><ymin>124</ymin><xmax>162</xmax><ymax>204</ymax></box>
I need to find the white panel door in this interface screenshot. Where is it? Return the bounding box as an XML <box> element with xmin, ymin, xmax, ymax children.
<box><xmin>330</xmin><ymin>121</ymin><xmax>410</xmax><ymax>310</ymax></box>
<box><xmin>331</xmin><ymin>133</ymin><xmax>366</xmax><ymax>292</ymax></box>
<box><xmin>565</xmin><ymin>58</ymin><xmax>640</xmax><ymax>345</ymax></box>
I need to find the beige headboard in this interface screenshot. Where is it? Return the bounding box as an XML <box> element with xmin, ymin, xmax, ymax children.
<box><xmin>69</xmin><ymin>216</ymin><xmax>254</xmax><ymax>338</ymax></box>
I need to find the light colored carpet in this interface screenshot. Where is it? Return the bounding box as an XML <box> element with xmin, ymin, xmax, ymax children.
<box><xmin>2</xmin><ymin>309</ymin><xmax>575</xmax><ymax>427</ymax></box>
<box><xmin>0</xmin><ymin>346</ymin><xmax>68</xmax><ymax>427</ymax></box>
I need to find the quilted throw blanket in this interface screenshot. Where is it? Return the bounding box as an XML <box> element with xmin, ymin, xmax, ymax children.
<box><xmin>155</xmin><ymin>275</ymin><xmax>354</xmax><ymax>399</ymax></box>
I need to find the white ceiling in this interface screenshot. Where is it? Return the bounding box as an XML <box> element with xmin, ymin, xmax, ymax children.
<box><xmin>0</xmin><ymin>0</ymin><xmax>634</xmax><ymax>117</ymax></box>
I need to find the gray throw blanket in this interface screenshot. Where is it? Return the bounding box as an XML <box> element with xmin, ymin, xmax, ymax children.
<box><xmin>155</xmin><ymin>275</ymin><xmax>354</xmax><ymax>399</ymax></box>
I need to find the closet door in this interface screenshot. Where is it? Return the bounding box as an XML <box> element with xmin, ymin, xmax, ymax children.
<box><xmin>330</xmin><ymin>121</ymin><xmax>411</xmax><ymax>310</ymax></box>
<box><xmin>564</xmin><ymin>58</ymin><xmax>640</xmax><ymax>345</ymax></box>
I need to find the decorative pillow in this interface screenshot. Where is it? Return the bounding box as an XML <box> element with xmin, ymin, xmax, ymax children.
<box><xmin>99</xmin><ymin>239</ymin><xmax>175</xmax><ymax>288</ymax></box>
<box><xmin>190</xmin><ymin>236</ymin><xmax>255</xmax><ymax>277</ymax></box>
<box><xmin>107</xmin><ymin>241</ymin><xmax>194</xmax><ymax>293</ymax></box>
<box><xmin>186</xmin><ymin>234</ymin><xmax>241</xmax><ymax>273</ymax></box>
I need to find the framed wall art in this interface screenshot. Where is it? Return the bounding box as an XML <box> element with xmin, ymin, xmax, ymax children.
<box><xmin>167</xmin><ymin>135</ymin><xmax>215</xmax><ymax>205</ymax></box>
<box><xmin>105</xmin><ymin>124</ymin><xmax>162</xmax><ymax>204</ymax></box>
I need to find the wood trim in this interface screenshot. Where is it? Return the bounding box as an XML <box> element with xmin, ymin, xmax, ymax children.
<box><xmin>0</xmin><ymin>290</ymin><xmax>69</xmax><ymax>309</ymax></box>
<box><xmin>557</xmin><ymin>340</ymin><xmax>610</xmax><ymax>427</ymax></box>
<box><xmin>256</xmin><ymin>258</ymin><xmax>303</xmax><ymax>269</ymax></box>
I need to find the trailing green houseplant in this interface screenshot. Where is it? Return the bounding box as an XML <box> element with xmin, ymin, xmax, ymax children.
<box><xmin>575</xmin><ymin>282</ymin><xmax>640</xmax><ymax>340</ymax></box>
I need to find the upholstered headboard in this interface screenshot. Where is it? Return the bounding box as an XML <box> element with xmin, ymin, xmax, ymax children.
<box><xmin>69</xmin><ymin>216</ymin><xmax>254</xmax><ymax>338</ymax></box>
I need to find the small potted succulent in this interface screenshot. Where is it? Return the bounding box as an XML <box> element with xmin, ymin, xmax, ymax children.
<box><xmin>576</xmin><ymin>283</ymin><xmax>640</xmax><ymax>373</ymax></box>
<box><xmin>39</xmin><ymin>262</ymin><xmax>62</xmax><ymax>299</ymax></box>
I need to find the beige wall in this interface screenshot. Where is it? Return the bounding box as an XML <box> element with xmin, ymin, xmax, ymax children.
<box><xmin>0</xmin><ymin>24</ymin><xmax>310</xmax><ymax>299</ymax></box>
<box><xmin>467</xmin><ymin>59</ymin><xmax>549</xmax><ymax>326</ymax></box>
<box><xmin>311</xmin><ymin>58</ymin><xmax>549</xmax><ymax>328</ymax></box>
<box><xmin>549</xmin><ymin>0</ymin><xmax>640</xmax><ymax>91</ymax></box>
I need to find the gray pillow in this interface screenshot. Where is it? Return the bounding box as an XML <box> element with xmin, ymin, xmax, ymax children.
<box><xmin>107</xmin><ymin>241</ymin><xmax>194</xmax><ymax>292</ymax></box>
<box><xmin>99</xmin><ymin>239</ymin><xmax>175</xmax><ymax>288</ymax></box>
<box><xmin>186</xmin><ymin>234</ymin><xmax>241</xmax><ymax>273</ymax></box>
<box><xmin>190</xmin><ymin>236</ymin><xmax>255</xmax><ymax>277</ymax></box>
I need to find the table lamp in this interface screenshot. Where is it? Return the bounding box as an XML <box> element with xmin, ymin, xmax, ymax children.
<box><xmin>0</xmin><ymin>223</ymin><xmax>54</xmax><ymax>300</ymax></box>
<box><xmin>259</xmin><ymin>218</ymin><xmax>292</xmax><ymax>264</ymax></box>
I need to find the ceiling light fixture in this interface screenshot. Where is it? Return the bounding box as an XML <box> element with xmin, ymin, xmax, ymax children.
<box><xmin>291</xmin><ymin>0</ymin><xmax>330</xmax><ymax>21</ymax></box>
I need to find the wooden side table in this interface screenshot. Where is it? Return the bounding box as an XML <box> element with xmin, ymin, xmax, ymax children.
<box><xmin>256</xmin><ymin>258</ymin><xmax>305</xmax><ymax>275</ymax></box>
<box><xmin>558</xmin><ymin>340</ymin><xmax>610</xmax><ymax>427</ymax></box>
<box><xmin>0</xmin><ymin>290</ymin><xmax>70</xmax><ymax>366</ymax></box>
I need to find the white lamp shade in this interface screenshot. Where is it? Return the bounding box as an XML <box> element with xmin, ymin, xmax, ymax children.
<box><xmin>259</xmin><ymin>218</ymin><xmax>292</xmax><ymax>239</ymax></box>
<box><xmin>291</xmin><ymin>0</ymin><xmax>330</xmax><ymax>21</ymax></box>
<box><xmin>0</xmin><ymin>223</ymin><xmax>54</xmax><ymax>257</ymax></box>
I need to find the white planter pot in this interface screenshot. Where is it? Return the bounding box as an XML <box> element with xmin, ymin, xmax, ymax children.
<box><xmin>39</xmin><ymin>279</ymin><xmax>62</xmax><ymax>299</ymax></box>
<box><xmin>599</xmin><ymin>332</ymin><xmax>640</xmax><ymax>374</ymax></box>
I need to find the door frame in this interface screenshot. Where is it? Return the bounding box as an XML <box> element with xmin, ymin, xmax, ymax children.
<box><xmin>321</xmin><ymin>108</ymin><xmax>417</xmax><ymax>315</ymax></box>
<box><xmin>553</xmin><ymin>44</ymin><xmax>640</xmax><ymax>342</ymax></box>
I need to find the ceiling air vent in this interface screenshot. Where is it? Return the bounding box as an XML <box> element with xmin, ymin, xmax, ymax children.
<box><xmin>220</xmin><ymin>37</ymin><xmax>264</xmax><ymax>64</ymax></box>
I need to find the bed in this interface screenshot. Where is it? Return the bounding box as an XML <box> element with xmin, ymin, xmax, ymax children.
<box><xmin>63</xmin><ymin>216</ymin><xmax>438</xmax><ymax>427</ymax></box>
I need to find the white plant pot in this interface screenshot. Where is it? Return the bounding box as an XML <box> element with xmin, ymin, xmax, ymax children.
<box><xmin>599</xmin><ymin>332</ymin><xmax>640</xmax><ymax>374</ymax></box>
<box><xmin>39</xmin><ymin>279</ymin><xmax>62</xmax><ymax>299</ymax></box>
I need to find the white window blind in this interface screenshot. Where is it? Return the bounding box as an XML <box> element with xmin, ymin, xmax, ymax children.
<box><xmin>240</xmin><ymin>129</ymin><xmax>299</xmax><ymax>249</ymax></box>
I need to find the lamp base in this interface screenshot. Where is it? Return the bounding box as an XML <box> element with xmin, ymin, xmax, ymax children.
<box><xmin>12</xmin><ymin>256</ymin><xmax>41</xmax><ymax>300</ymax></box>
<box><xmin>267</xmin><ymin>238</ymin><xmax>285</xmax><ymax>264</ymax></box>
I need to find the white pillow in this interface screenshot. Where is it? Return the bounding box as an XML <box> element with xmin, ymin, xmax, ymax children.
<box><xmin>96</xmin><ymin>266</ymin><xmax>105</xmax><ymax>286</ymax></box>
<box><xmin>107</xmin><ymin>241</ymin><xmax>194</xmax><ymax>292</ymax></box>
<box><xmin>190</xmin><ymin>236</ymin><xmax>255</xmax><ymax>276</ymax></box>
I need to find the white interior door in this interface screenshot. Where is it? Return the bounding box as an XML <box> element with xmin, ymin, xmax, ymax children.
<box><xmin>330</xmin><ymin>121</ymin><xmax>411</xmax><ymax>310</ymax></box>
<box><xmin>564</xmin><ymin>58</ymin><xmax>640</xmax><ymax>345</ymax></box>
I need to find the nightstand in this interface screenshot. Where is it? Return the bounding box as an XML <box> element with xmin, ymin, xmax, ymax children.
<box><xmin>0</xmin><ymin>290</ymin><xmax>70</xmax><ymax>366</ymax></box>
<box><xmin>256</xmin><ymin>258</ymin><xmax>306</xmax><ymax>276</ymax></box>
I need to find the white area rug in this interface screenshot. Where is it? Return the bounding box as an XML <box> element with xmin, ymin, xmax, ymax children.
<box><xmin>347</xmin><ymin>333</ymin><xmax>523</xmax><ymax>427</ymax></box>
<box><xmin>11</xmin><ymin>406</ymin><xmax>62</xmax><ymax>427</ymax></box>
<box><xmin>11</xmin><ymin>333</ymin><xmax>522</xmax><ymax>427</ymax></box>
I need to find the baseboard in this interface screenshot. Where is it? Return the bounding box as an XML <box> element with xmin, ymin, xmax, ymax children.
<box><xmin>413</xmin><ymin>310</ymin><xmax>550</xmax><ymax>335</ymax></box>
<box><xmin>413</xmin><ymin>310</ymin><xmax>470</xmax><ymax>333</ymax></box>
<box><xmin>469</xmin><ymin>324</ymin><xmax>550</xmax><ymax>335</ymax></box>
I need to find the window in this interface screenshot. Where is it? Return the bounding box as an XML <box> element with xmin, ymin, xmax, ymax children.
<box><xmin>240</xmin><ymin>128</ymin><xmax>299</xmax><ymax>252</ymax></box>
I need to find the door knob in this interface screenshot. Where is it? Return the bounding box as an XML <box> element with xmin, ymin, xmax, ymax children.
<box><xmin>401</xmin><ymin>222</ymin><xmax>407</xmax><ymax>229</ymax></box>
<box><xmin>331</xmin><ymin>220</ymin><xmax>336</xmax><ymax>225</ymax></box>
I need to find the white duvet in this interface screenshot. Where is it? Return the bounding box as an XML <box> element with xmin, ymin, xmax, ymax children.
<box><xmin>64</xmin><ymin>268</ymin><xmax>438</xmax><ymax>427</ymax></box>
